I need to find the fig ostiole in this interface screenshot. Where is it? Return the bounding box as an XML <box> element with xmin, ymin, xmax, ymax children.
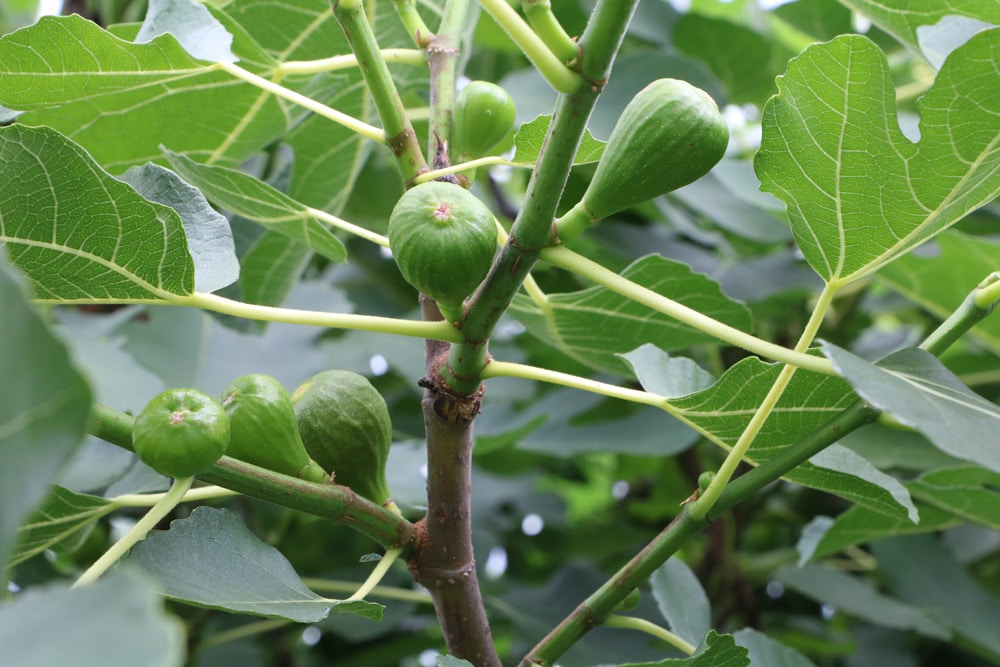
<box><xmin>387</xmin><ymin>180</ymin><xmax>498</xmax><ymax>321</ymax></box>
<box><xmin>132</xmin><ymin>388</ymin><xmax>230</xmax><ymax>479</ymax></box>
<box><xmin>556</xmin><ymin>78</ymin><xmax>729</xmax><ymax>243</ymax></box>
<box><xmin>220</xmin><ymin>374</ymin><xmax>330</xmax><ymax>484</ymax></box>
<box><xmin>292</xmin><ymin>370</ymin><xmax>394</xmax><ymax>506</ymax></box>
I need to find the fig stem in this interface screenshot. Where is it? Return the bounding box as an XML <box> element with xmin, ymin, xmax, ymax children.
<box><xmin>522</xmin><ymin>0</ymin><xmax>578</xmax><ymax>63</ymax></box>
<box><xmin>333</xmin><ymin>0</ymin><xmax>429</xmax><ymax>184</ymax></box>
<box><xmin>552</xmin><ymin>199</ymin><xmax>593</xmax><ymax>243</ymax></box>
<box><xmin>392</xmin><ymin>0</ymin><xmax>434</xmax><ymax>47</ymax></box>
<box><xmin>71</xmin><ymin>475</ymin><xmax>195</xmax><ymax>589</ymax></box>
<box><xmin>347</xmin><ymin>546</ymin><xmax>404</xmax><ymax>601</ymax></box>
<box><xmin>215</xmin><ymin>62</ymin><xmax>384</xmax><ymax>144</ymax></box>
<box><xmin>279</xmin><ymin>48</ymin><xmax>427</xmax><ymax>75</ymax></box>
<box><xmin>479</xmin><ymin>0</ymin><xmax>582</xmax><ymax>93</ymax></box>
<box><xmin>602</xmin><ymin>615</ymin><xmax>697</xmax><ymax>655</ymax></box>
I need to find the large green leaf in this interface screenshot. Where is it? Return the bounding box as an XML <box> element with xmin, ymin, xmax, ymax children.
<box><xmin>510</xmin><ymin>255</ymin><xmax>752</xmax><ymax>376</ymax></box>
<box><xmin>657</xmin><ymin>354</ymin><xmax>918</xmax><ymax>520</ymax></box>
<box><xmin>129</xmin><ymin>506</ymin><xmax>382</xmax><ymax>622</ymax></box>
<box><xmin>756</xmin><ymin>31</ymin><xmax>1000</xmax><ymax>286</ymax></box>
<box><xmin>163</xmin><ymin>151</ymin><xmax>347</xmax><ymax>262</ymax></box>
<box><xmin>841</xmin><ymin>0</ymin><xmax>1000</xmax><ymax>52</ymax></box>
<box><xmin>0</xmin><ymin>15</ymin><xmax>286</xmax><ymax>171</ymax></box>
<box><xmin>823</xmin><ymin>343</ymin><xmax>1000</xmax><ymax>473</ymax></box>
<box><xmin>0</xmin><ymin>572</ymin><xmax>185</xmax><ymax>667</ymax></box>
<box><xmin>0</xmin><ymin>125</ymin><xmax>194</xmax><ymax>302</ymax></box>
<box><xmin>0</xmin><ymin>261</ymin><xmax>93</xmax><ymax>571</ymax></box>
<box><xmin>876</xmin><ymin>231</ymin><xmax>1000</xmax><ymax>354</ymax></box>
<box><xmin>797</xmin><ymin>505</ymin><xmax>958</xmax><ymax>562</ymax></box>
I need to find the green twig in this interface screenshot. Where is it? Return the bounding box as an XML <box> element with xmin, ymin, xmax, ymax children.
<box><xmin>519</xmin><ymin>265</ymin><xmax>1000</xmax><ymax>667</ymax></box>
<box><xmin>333</xmin><ymin>0</ymin><xmax>429</xmax><ymax>184</ymax></box>
<box><xmin>521</xmin><ymin>0</ymin><xmax>578</xmax><ymax>63</ymax></box>
<box><xmin>72</xmin><ymin>476</ymin><xmax>195</xmax><ymax>588</ymax></box>
<box><xmin>393</xmin><ymin>0</ymin><xmax>435</xmax><ymax>47</ymax></box>
<box><xmin>347</xmin><ymin>547</ymin><xmax>404</xmax><ymax>601</ymax></box>
<box><xmin>447</xmin><ymin>0</ymin><xmax>638</xmax><ymax>393</ymax></box>
<box><xmin>425</xmin><ymin>0</ymin><xmax>472</xmax><ymax>168</ymax></box>
<box><xmin>479</xmin><ymin>0</ymin><xmax>582</xmax><ymax>93</ymax></box>
<box><xmin>88</xmin><ymin>404</ymin><xmax>415</xmax><ymax>549</ymax></box>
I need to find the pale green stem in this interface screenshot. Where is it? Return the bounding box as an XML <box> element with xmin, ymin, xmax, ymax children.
<box><xmin>522</xmin><ymin>0</ymin><xmax>578</xmax><ymax>63</ymax></box>
<box><xmin>689</xmin><ymin>282</ymin><xmax>839</xmax><ymax>519</ymax></box>
<box><xmin>111</xmin><ymin>485</ymin><xmax>239</xmax><ymax>508</ymax></box>
<box><xmin>393</xmin><ymin>0</ymin><xmax>435</xmax><ymax>46</ymax></box>
<box><xmin>520</xmin><ymin>272</ymin><xmax>549</xmax><ymax>309</ymax></box>
<box><xmin>302</xmin><ymin>578</ymin><xmax>434</xmax><ymax>604</ymax></box>
<box><xmin>346</xmin><ymin>546</ymin><xmax>404</xmax><ymax>601</ymax></box>
<box><xmin>195</xmin><ymin>619</ymin><xmax>290</xmax><ymax>652</ymax></box>
<box><xmin>974</xmin><ymin>271</ymin><xmax>1000</xmax><ymax>309</ymax></box>
<box><xmin>306</xmin><ymin>207</ymin><xmax>390</xmax><ymax>247</ymax></box>
<box><xmin>484</xmin><ymin>360</ymin><xmax>670</xmax><ymax>411</ymax></box>
<box><xmin>279</xmin><ymin>49</ymin><xmax>427</xmax><ymax>75</ymax></box>
<box><xmin>478</xmin><ymin>0</ymin><xmax>582</xmax><ymax>93</ymax></box>
<box><xmin>216</xmin><ymin>61</ymin><xmax>386</xmax><ymax>144</ymax></box>
<box><xmin>415</xmin><ymin>156</ymin><xmax>515</xmax><ymax>182</ymax></box>
<box><xmin>72</xmin><ymin>476</ymin><xmax>195</xmax><ymax>589</ymax></box>
<box><xmin>602</xmin><ymin>615</ymin><xmax>697</xmax><ymax>655</ymax></box>
<box><xmin>540</xmin><ymin>246</ymin><xmax>836</xmax><ymax>375</ymax></box>
<box><xmin>172</xmin><ymin>293</ymin><xmax>464</xmax><ymax>343</ymax></box>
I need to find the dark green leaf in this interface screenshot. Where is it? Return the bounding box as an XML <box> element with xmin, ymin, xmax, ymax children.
<box><xmin>0</xmin><ymin>259</ymin><xmax>93</xmax><ymax>570</ymax></box>
<box><xmin>0</xmin><ymin>571</ymin><xmax>185</xmax><ymax>667</ymax></box>
<box><xmin>9</xmin><ymin>487</ymin><xmax>113</xmax><ymax>568</ymax></box>
<box><xmin>512</xmin><ymin>115</ymin><xmax>606</xmax><ymax>166</ymax></box>
<box><xmin>874</xmin><ymin>535</ymin><xmax>1000</xmax><ymax>657</ymax></box>
<box><xmin>775</xmin><ymin>564</ymin><xmax>950</xmax><ymax>639</ymax></box>
<box><xmin>129</xmin><ymin>506</ymin><xmax>382</xmax><ymax>622</ymax></box>
<box><xmin>163</xmin><ymin>151</ymin><xmax>347</xmax><ymax>263</ymax></box>
<box><xmin>732</xmin><ymin>628</ymin><xmax>817</xmax><ymax>667</ymax></box>
<box><xmin>119</xmin><ymin>162</ymin><xmax>240</xmax><ymax>293</ymax></box>
<box><xmin>822</xmin><ymin>343</ymin><xmax>1000</xmax><ymax>473</ymax></box>
<box><xmin>651</xmin><ymin>558</ymin><xmax>711</xmax><ymax>646</ymax></box>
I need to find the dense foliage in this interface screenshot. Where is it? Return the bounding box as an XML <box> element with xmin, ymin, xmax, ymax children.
<box><xmin>1</xmin><ymin>1</ymin><xmax>999</xmax><ymax>666</ymax></box>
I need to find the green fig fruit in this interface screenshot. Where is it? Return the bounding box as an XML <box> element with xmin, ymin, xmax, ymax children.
<box><xmin>220</xmin><ymin>374</ymin><xmax>329</xmax><ymax>484</ymax></box>
<box><xmin>387</xmin><ymin>181</ymin><xmax>497</xmax><ymax>320</ymax></box>
<box><xmin>132</xmin><ymin>388</ymin><xmax>230</xmax><ymax>478</ymax></box>
<box><xmin>292</xmin><ymin>370</ymin><xmax>393</xmax><ymax>505</ymax></box>
<box><xmin>557</xmin><ymin>79</ymin><xmax>729</xmax><ymax>242</ymax></box>
<box><xmin>453</xmin><ymin>80</ymin><xmax>517</xmax><ymax>161</ymax></box>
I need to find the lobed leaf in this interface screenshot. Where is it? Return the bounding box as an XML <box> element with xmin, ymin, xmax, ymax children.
<box><xmin>0</xmin><ymin>125</ymin><xmax>194</xmax><ymax>302</ymax></box>
<box><xmin>756</xmin><ymin>31</ymin><xmax>1000</xmax><ymax>286</ymax></box>
<box><xmin>512</xmin><ymin>115</ymin><xmax>606</xmax><ymax>166</ymax></box>
<box><xmin>841</xmin><ymin>0</ymin><xmax>1000</xmax><ymax>52</ymax></box>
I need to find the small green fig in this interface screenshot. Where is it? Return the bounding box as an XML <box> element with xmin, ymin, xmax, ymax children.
<box><xmin>220</xmin><ymin>374</ymin><xmax>329</xmax><ymax>484</ymax></box>
<box><xmin>132</xmin><ymin>388</ymin><xmax>230</xmax><ymax>478</ymax></box>
<box><xmin>292</xmin><ymin>370</ymin><xmax>393</xmax><ymax>506</ymax></box>
<box><xmin>557</xmin><ymin>79</ymin><xmax>729</xmax><ymax>242</ymax></box>
<box><xmin>453</xmin><ymin>80</ymin><xmax>517</xmax><ymax>161</ymax></box>
<box><xmin>387</xmin><ymin>180</ymin><xmax>497</xmax><ymax>320</ymax></box>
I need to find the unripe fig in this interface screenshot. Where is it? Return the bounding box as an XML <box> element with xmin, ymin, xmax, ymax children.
<box><xmin>453</xmin><ymin>80</ymin><xmax>517</xmax><ymax>161</ymax></box>
<box><xmin>292</xmin><ymin>370</ymin><xmax>393</xmax><ymax>506</ymax></box>
<box><xmin>387</xmin><ymin>181</ymin><xmax>497</xmax><ymax>320</ymax></box>
<box><xmin>556</xmin><ymin>79</ymin><xmax>729</xmax><ymax>242</ymax></box>
<box><xmin>220</xmin><ymin>374</ymin><xmax>329</xmax><ymax>484</ymax></box>
<box><xmin>132</xmin><ymin>388</ymin><xmax>230</xmax><ymax>478</ymax></box>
